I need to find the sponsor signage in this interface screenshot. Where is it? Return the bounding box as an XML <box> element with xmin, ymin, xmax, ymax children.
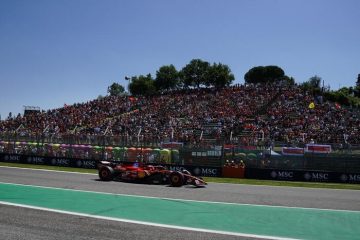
<box><xmin>270</xmin><ymin>170</ymin><xmax>295</xmax><ymax>180</ymax></box>
<box><xmin>340</xmin><ymin>173</ymin><xmax>360</xmax><ymax>183</ymax></box>
<box><xmin>0</xmin><ymin>153</ymin><xmax>97</xmax><ymax>169</ymax></box>
<box><xmin>167</xmin><ymin>165</ymin><xmax>220</xmax><ymax>177</ymax></box>
<box><xmin>160</xmin><ymin>142</ymin><xmax>183</xmax><ymax>149</ymax></box>
<box><xmin>245</xmin><ymin>168</ymin><xmax>360</xmax><ymax>184</ymax></box>
<box><xmin>223</xmin><ymin>145</ymin><xmax>256</xmax><ymax>150</ymax></box>
<box><xmin>27</xmin><ymin>156</ymin><xmax>45</xmax><ymax>165</ymax></box>
<box><xmin>305</xmin><ymin>144</ymin><xmax>332</xmax><ymax>154</ymax></box>
<box><xmin>282</xmin><ymin>147</ymin><xmax>304</xmax><ymax>156</ymax></box>
<box><xmin>76</xmin><ymin>159</ymin><xmax>96</xmax><ymax>168</ymax></box>
<box><xmin>51</xmin><ymin>158</ymin><xmax>70</xmax><ymax>167</ymax></box>
<box><xmin>1</xmin><ymin>153</ymin><xmax>360</xmax><ymax>184</ymax></box>
<box><xmin>303</xmin><ymin>172</ymin><xmax>329</xmax><ymax>182</ymax></box>
<box><xmin>3</xmin><ymin>154</ymin><xmax>21</xmax><ymax>163</ymax></box>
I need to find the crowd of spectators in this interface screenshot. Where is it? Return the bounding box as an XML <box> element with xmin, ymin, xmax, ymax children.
<box><xmin>258</xmin><ymin>86</ymin><xmax>359</xmax><ymax>146</ymax></box>
<box><xmin>0</xmin><ymin>84</ymin><xmax>359</xmax><ymax>148</ymax></box>
<box><xmin>0</xmin><ymin>95</ymin><xmax>133</xmax><ymax>135</ymax></box>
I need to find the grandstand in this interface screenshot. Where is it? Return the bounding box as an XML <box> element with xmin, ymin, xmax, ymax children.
<box><xmin>0</xmin><ymin>84</ymin><xmax>358</xmax><ymax>147</ymax></box>
<box><xmin>1</xmin><ymin>83</ymin><xmax>360</xmax><ymax>179</ymax></box>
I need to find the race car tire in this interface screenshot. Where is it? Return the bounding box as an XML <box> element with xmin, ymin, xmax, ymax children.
<box><xmin>98</xmin><ymin>166</ymin><xmax>114</xmax><ymax>181</ymax></box>
<box><xmin>169</xmin><ymin>172</ymin><xmax>184</xmax><ymax>187</ymax></box>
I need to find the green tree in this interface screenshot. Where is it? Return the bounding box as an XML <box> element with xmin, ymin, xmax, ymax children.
<box><xmin>355</xmin><ymin>85</ymin><xmax>360</xmax><ymax>98</ymax></box>
<box><xmin>154</xmin><ymin>64</ymin><xmax>180</xmax><ymax>91</ymax></box>
<box><xmin>282</xmin><ymin>76</ymin><xmax>295</xmax><ymax>86</ymax></box>
<box><xmin>206</xmin><ymin>63</ymin><xmax>235</xmax><ymax>88</ymax></box>
<box><xmin>355</xmin><ymin>74</ymin><xmax>360</xmax><ymax>97</ymax></box>
<box><xmin>308</xmin><ymin>75</ymin><xmax>322</xmax><ymax>89</ymax></box>
<box><xmin>300</xmin><ymin>75</ymin><xmax>322</xmax><ymax>94</ymax></box>
<box><xmin>180</xmin><ymin>59</ymin><xmax>210</xmax><ymax>88</ymax></box>
<box><xmin>244</xmin><ymin>66</ymin><xmax>285</xmax><ymax>84</ymax></box>
<box><xmin>107</xmin><ymin>83</ymin><xmax>125</xmax><ymax>96</ymax></box>
<box><xmin>129</xmin><ymin>74</ymin><xmax>156</xmax><ymax>96</ymax></box>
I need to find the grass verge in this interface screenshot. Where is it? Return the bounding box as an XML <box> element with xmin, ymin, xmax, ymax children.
<box><xmin>1</xmin><ymin>162</ymin><xmax>360</xmax><ymax>190</ymax></box>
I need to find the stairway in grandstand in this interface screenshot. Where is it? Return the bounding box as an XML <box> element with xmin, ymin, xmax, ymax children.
<box><xmin>255</xmin><ymin>89</ymin><xmax>283</xmax><ymax>116</ymax></box>
<box><xmin>200</xmin><ymin>122</ymin><xmax>223</xmax><ymax>141</ymax></box>
<box><xmin>230</xmin><ymin>116</ymin><xmax>255</xmax><ymax>138</ymax></box>
<box><xmin>228</xmin><ymin>87</ymin><xmax>284</xmax><ymax>141</ymax></box>
<box><xmin>75</xmin><ymin>107</ymin><xmax>141</xmax><ymax>134</ymax></box>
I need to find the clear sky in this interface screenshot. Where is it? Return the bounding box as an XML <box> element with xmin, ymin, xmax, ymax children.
<box><xmin>0</xmin><ymin>0</ymin><xmax>359</xmax><ymax>119</ymax></box>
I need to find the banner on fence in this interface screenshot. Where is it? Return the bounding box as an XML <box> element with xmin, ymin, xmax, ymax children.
<box><xmin>160</xmin><ymin>142</ymin><xmax>183</xmax><ymax>149</ymax></box>
<box><xmin>0</xmin><ymin>153</ymin><xmax>97</xmax><ymax>169</ymax></box>
<box><xmin>305</xmin><ymin>144</ymin><xmax>332</xmax><ymax>154</ymax></box>
<box><xmin>245</xmin><ymin>168</ymin><xmax>360</xmax><ymax>184</ymax></box>
<box><xmin>282</xmin><ymin>147</ymin><xmax>304</xmax><ymax>156</ymax></box>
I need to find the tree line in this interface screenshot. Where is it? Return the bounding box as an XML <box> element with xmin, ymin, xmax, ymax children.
<box><xmin>107</xmin><ymin>59</ymin><xmax>359</xmax><ymax>107</ymax></box>
<box><xmin>108</xmin><ymin>59</ymin><xmax>295</xmax><ymax>96</ymax></box>
<box><xmin>127</xmin><ymin>59</ymin><xmax>235</xmax><ymax>96</ymax></box>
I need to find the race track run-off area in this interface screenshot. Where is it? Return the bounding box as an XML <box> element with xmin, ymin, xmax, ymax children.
<box><xmin>0</xmin><ymin>181</ymin><xmax>360</xmax><ymax>240</ymax></box>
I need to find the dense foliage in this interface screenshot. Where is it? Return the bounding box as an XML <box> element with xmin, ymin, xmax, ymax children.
<box><xmin>107</xmin><ymin>83</ymin><xmax>125</xmax><ymax>96</ymax></box>
<box><xmin>106</xmin><ymin>61</ymin><xmax>358</xmax><ymax>109</ymax></box>
<box><xmin>124</xmin><ymin>59</ymin><xmax>235</xmax><ymax>95</ymax></box>
<box><xmin>244</xmin><ymin>65</ymin><xmax>293</xmax><ymax>85</ymax></box>
<box><xmin>300</xmin><ymin>75</ymin><xmax>360</xmax><ymax>107</ymax></box>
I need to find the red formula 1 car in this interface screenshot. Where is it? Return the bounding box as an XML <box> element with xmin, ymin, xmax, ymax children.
<box><xmin>98</xmin><ymin>161</ymin><xmax>207</xmax><ymax>187</ymax></box>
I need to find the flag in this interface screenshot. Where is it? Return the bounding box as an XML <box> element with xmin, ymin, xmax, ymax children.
<box><xmin>308</xmin><ymin>102</ymin><xmax>315</xmax><ymax>109</ymax></box>
<box><xmin>335</xmin><ymin>103</ymin><xmax>341</xmax><ymax>109</ymax></box>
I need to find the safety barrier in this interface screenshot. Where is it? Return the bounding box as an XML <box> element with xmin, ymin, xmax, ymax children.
<box><xmin>0</xmin><ymin>153</ymin><xmax>221</xmax><ymax>177</ymax></box>
<box><xmin>2</xmin><ymin>152</ymin><xmax>360</xmax><ymax>183</ymax></box>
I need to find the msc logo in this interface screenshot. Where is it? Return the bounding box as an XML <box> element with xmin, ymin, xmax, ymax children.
<box><xmin>271</xmin><ymin>171</ymin><xmax>293</xmax><ymax>179</ymax></box>
<box><xmin>340</xmin><ymin>174</ymin><xmax>348</xmax><ymax>182</ymax></box>
<box><xmin>27</xmin><ymin>156</ymin><xmax>44</xmax><ymax>164</ymax></box>
<box><xmin>168</xmin><ymin>166</ymin><xmax>218</xmax><ymax>176</ymax></box>
<box><xmin>80</xmin><ymin>160</ymin><xmax>96</xmax><ymax>168</ymax></box>
<box><xmin>4</xmin><ymin>155</ymin><xmax>20</xmax><ymax>162</ymax></box>
<box><xmin>201</xmin><ymin>168</ymin><xmax>218</xmax><ymax>176</ymax></box>
<box><xmin>341</xmin><ymin>174</ymin><xmax>360</xmax><ymax>183</ymax></box>
<box><xmin>51</xmin><ymin>158</ymin><xmax>69</xmax><ymax>166</ymax></box>
<box><xmin>304</xmin><ymin>172</ymin><xmax>329</xmax><ymax>181</ymax></box>
<box><xmin>169</xmin><ymin>166</ymin><xmax>186</xmax><ymax>172</ymax></box>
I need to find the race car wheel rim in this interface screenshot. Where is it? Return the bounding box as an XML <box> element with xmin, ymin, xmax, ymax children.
<box><xmin>171</xmin><ymin>175</ymin><xmax>179</xmax><ymax>182</ymax></box>
<box><xmin>101</xmin><ymin>170</ymin><xmax>108</xmax><ymax>177</ymax></box>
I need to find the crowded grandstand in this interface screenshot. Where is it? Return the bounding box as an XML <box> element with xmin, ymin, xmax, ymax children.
<box><xmin>1</xmin><ymin>62</ymin><xmax>360</xmax><ymax>179</ymax></box>
<box><xmin>0</xmin><ymin>83</ymin><xmax>359</xmax><ymax>147</ymax></box>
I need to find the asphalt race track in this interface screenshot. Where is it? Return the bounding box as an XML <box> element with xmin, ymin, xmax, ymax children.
<box><xmin>1</xmin><ymin>166</ymin><xmax>360</xmax><ymax>240</ymax></box>
<box><xmin>1</xmin><ymin>204</ymin><xmax>244</xmax><ymax>240</ymax></box>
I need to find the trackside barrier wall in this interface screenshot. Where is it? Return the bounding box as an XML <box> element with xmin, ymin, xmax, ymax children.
<box><xmin>0</xmin><ymin>153</ymin><xmax>98</xmax><ymax>169</ymax></box>
<box><xmin>0</xmin><ymin>153</ymin><xmax>221</xmax><ymax>177</ymax></box>
<box><xmin>245</xmin><ymin>168</ymin><xmax>360</xmax><ymax>184</ymax></box>
<box><xmin>1</xmin><ymin>153</ymin><xmax>360</xmax><ymax>183</ymax></box>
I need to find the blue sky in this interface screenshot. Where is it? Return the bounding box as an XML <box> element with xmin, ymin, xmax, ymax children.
<box><xmin>0</xmin><ymin>0</ymin><xmax>359</xmax><ymax>119</ymax></box>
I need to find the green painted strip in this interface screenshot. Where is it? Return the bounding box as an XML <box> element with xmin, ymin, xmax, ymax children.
<box><xmin>0</xmin><ymin>183</ymin><xmax>359</xmax><ymax>240</ymax></box>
